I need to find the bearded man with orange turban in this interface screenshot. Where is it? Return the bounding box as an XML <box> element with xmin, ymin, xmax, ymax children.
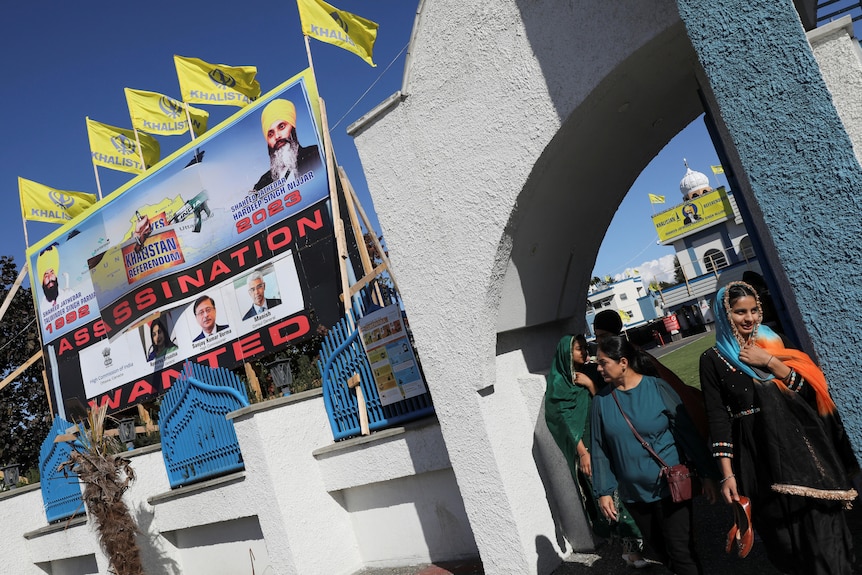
<box><xmin>253</xmin><ymin>98</ymin><xmax>322</xmax><ymax>192</ymax></box>
<box><xmin>36</xmin><ymin>243</ymin><xmax>62</xmax><ymax>307</ymax></box>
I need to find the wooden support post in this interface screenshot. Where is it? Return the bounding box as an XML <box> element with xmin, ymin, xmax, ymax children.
<box><xmin>244</xmin><ymin>363</ymin><xmax>263</xmax><ymax>401</ymax></box>
<box><xmin>0</xmin><ymin>264</ymin><xmax>28</xmax><ymax>324</ymax></box>
<box><xmin>0</xmin><ymin>350</ymin><xmax>43</xmax><ymax>394</ymax></box>
<box><xmin>347</xmin><ymin>372</ymin><xmax>370</xmax><ymax>436</ymax></box>
<box><xmin>55</xmin><ymin>424</ymin><xmax>160</xmax><ymax>443</ymax></box>
<box><xmin>319</xmin><ymin>98</ymin><xmax>354</xmax><ymax>320</ymax></box>
<box><xmin>42</xmin><ymin>370</ymin><xmax>53</xmax><ymax>423</ymax></box>
<box><xmin>337</xmin><ymin>166</ymin><xmax>385</xmax><ymax>305</ymax></box>
<box><xmin>344</xmin><ymin>178</ymin><xmax>401</xmax><ymax>296</ymax></box>
<box><xmin>337</xmin><ymin>166</ymin><xmax>374</xmax><ymax>276</ymax></box>
<box><xmin>137</xmin><ymin>404</ymin><xmax>157</xmax><ymax>433</ymax></box>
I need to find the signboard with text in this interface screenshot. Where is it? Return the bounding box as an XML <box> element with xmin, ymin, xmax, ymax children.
<box><xmin>27</xmin><ymin>69</ymin><xmax>341</xmax><ymax>418</ymax></box>
<box><xmin>358</xmin><ymin>305</ymin><xmax>427</xmax><ymax>406</ymax></box>
<box><xmin>651</xmin><ymin>188</ymin><xmax>734</xmax><ymax>243</ymax></box>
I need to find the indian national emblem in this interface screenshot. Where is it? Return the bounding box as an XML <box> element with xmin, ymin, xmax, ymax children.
<box><xmin>102</xmin><ymin>347</ymin><xmax>113</xmax><ymax>368</ymax></box>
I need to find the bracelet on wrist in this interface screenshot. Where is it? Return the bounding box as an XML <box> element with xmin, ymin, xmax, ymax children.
<box><xmin>720</xmin><ymin>474</ymin><xmax>735</xmax><ymax>484</ymax></box>
<box><xmin>766</xmin><ymin>356</ymin><xmax>775</xmax><ymax>369</ymax></box>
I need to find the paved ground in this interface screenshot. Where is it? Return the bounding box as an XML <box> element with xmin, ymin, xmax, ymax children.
<box><xmin>355</xmin><ymin>330</ymin><xmax>862</xmax><ymax>574</ymax></box>
<box><xmin>355</xmin><ymin>498</ymin><xmax>862</xmax><ymax>574</ymax></box>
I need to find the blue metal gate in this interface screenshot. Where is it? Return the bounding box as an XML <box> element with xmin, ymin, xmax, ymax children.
<box><xmin>159</xmin><ymin>361</ymin><xmax>250</xmax><ymax>488</ymax></box>
<box><xmin>39</xmin><ymin>416</ymin><xmax>84</xmax><ymax>523</ymax></box>
<box><xmin>319</xmin><ymin>303</ymin><xmax>434</xmax><ymax>441</ymax></box>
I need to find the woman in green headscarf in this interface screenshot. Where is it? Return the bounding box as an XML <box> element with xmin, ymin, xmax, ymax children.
<box><xmin>545</xmin><ymin>334</ymin><xmax>646</xmax><ymax>568</ymax></box>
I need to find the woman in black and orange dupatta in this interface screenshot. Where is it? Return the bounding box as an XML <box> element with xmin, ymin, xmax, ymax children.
<box><xmin>700</xmin><ymin>281</ymin><xmax>859</xmax><ymax>574</ymax></box>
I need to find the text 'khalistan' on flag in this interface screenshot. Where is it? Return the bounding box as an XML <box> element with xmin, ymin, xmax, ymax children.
<box><xmin>125</xmin><ymin>88</ymin><xmax>208</xmax><ymax>137</ymax></box>
<box><xmin>19</xmin><ymin>177</ymin><xmax>97</xmax><ymax>224</ymax></box>
<box><xmin>297</xmin><ymin>0</ymin><xmax>378</xmax><ymax>66</ymax></box>
<box><xmin>86</xmin><ymin>118</ymin><xmax>160</xmax><ymax>175</ymax></box>
<box><xmin>174</xmin><ymin>55</ymin><xmax>261</xmax><ymax>107</ymax></box>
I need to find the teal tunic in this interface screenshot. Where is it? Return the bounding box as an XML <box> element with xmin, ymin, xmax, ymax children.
<box><xmin>590</xmin><ymin>375</ymin><xmax>716</xmax><ymax>504</ymax></box>
<box><xmin>544</xmin><ymin>335</ymin><xmax>641</xmax><ymax>541</ymax></box>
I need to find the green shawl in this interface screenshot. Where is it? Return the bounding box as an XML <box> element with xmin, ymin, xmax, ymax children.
<box><xmin>544</xmin><ymin>335</ymin><xmax>592</xmax><ymax>479</ymax></box>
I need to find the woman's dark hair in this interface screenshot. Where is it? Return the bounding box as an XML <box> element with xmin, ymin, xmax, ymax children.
<box><xmin>596</xmin><ymin>335</ymin><xmax>657</xmax><ymax>376</ymax></box>
<box><xmin>573</xmin><ymin>334</ymin><xmax>589</xmax><ymax>363</ymax></box>
<box><xmin>726</xmin><ymin>282</ymin><xmax>758</xmax><ymax>308</ymax></box>
<box><xmin>150</xmin><ymin>318</ymin><xmax>169</xmax><ymax>350</ymax></box>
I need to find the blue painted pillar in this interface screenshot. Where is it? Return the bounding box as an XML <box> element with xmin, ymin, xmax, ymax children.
<box><xmin>676</xmin><ymin>0</ymin><xmax>862</xmax><ymax>449</ymax></box>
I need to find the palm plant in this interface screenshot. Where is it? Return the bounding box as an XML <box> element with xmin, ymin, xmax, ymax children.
<box><xmin>59</xmin><ymin>405</ymin><xmax>144</xmax><ymax>575</ymax></box>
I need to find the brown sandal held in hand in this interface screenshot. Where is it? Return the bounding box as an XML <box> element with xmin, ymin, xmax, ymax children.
<box><xmin>725</xmin><ymin>496</ymin><xmax>753</xmax><ymax>558</ymax></box>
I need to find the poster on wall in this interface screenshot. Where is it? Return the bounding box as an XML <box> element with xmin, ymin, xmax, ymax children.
<box><xmin>28</xmin><ymin>68</ymin><xmax>342</xmax><ymax>418</ymax></box>
<box><xmin>358</xmin><ymin>304</ymin><xmax>426</xmax><ymax>406</ymax></box>
<box><xmin>650</xmin><ymin>187</ymin><xmax>735</xmax><ymax>243</ymax></box>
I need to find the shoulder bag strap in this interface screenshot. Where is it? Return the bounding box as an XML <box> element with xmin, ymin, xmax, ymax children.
<box><xmin>611</xmin><ymin>388</ymin><xmax>669</xmax><ymax>468</ymax></box>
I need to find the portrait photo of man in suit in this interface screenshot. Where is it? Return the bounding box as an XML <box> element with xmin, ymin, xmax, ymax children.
<box><xmin>192</xmin><ymin>295</ymin><xmax>229</xmax><ymax>342</ymax></box>
<box><xmin>242</xmin><ymin>269</ymin><xmax>282</xmax><ymax>320</ymax></box>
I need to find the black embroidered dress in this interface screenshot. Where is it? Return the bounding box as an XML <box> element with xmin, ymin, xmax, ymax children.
<box><xmin>700</xmin><ymin>347</ymin><xmax>857</xmax><ymax>575</ymax></box>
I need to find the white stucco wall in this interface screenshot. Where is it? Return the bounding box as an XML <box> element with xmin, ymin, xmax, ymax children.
<box><xmin>351</xmin><ymin>2</ymin><xmax>689</xmax><ymax>571</ymax></box>
<box><xmin>1</xmin><ymin>393</ymin><xmax>469</xmax><ymax>575</ymax></box>
<box><xmin>809</xmin><ymin>17</ymin><xmax>862</xmax><ymax>167</ymax></box>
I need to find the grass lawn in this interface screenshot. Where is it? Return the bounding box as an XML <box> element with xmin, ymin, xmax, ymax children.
<box><xmin>655</xmin><ymin>332</ymin><xmax>716</xmax><ymax>390</ymax></box>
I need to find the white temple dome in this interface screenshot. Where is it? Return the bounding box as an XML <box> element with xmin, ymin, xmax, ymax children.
<box><xmin>679</xmin><ymin>160</ymin><xmax>711</xmax><ymax>199</ymax></box>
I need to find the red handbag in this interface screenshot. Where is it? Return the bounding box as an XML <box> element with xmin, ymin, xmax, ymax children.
<box><xmin>661</xmin><ymin>463</ymin><xmax>695</xmax><ymax>503</ymax></box>
<box><xmin>612</xmin><ymin>389</ymin><xmax>696</xmax><ymax>503</ymax></box>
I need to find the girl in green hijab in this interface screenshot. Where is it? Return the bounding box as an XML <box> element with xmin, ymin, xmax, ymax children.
<box><xmin>545</xmin><ymin>334</ymin><xmax>646</xmax><ymax>568</ymax></box>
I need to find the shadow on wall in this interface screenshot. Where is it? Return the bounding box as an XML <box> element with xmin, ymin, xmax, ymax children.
<box><xmin>136</xmin><ymin>503</ymin><xmax>182</xmax><ymax>575</ymax></box>
<box><xmin>497</xmin><ymin>2</ymin><xmax>704</xmax><ymax>331</ymax></box>
<box><xmin>531</xmin><ymin>400</ymin><xmax>596</xmax><ymax>571</ymax></box>
<box><xmin>329</xmin><ymin>420</ymin><xmax>481</xmax><ymax>566</ymax></box>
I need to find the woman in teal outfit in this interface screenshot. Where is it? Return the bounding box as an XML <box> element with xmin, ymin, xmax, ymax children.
<box><xmin>591</xmin><ymin>336</ymin><xmax>718</xmax><ymax>575</ymax></box>
<box><xmin>545</xmin><ymin>334</ymin><xmax>647</xmax><ymax>568</ymax></box>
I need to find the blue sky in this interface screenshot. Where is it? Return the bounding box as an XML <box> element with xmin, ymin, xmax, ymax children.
<box><xmin>4</xmin><ymin>3</ymin><xmax>848</xmax><ymax>291</ymax></box>
<box><xmin>592</xmin><ymin>117</ymin><xmax>726</xmax><ymax>284</ymax></box>
<box><xmin>594</xmin><ymin>3</ymin><xmax>862</xmax><ymax>285</ymax></box>
<box><xmin>0</xmin><ymin>0</ymin><xmax>417</xmax><ymax>271</ymax></box>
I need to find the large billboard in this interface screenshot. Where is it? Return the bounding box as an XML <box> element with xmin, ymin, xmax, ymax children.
<box><xmin>651</xmin><ymin>187</ymin><xmax>735</xmax><ymax>243</ymax></box>
<box><xmin>27</xmin><ymin>69</ymin><xmax>341</xmax><ymax>418</ymax></box>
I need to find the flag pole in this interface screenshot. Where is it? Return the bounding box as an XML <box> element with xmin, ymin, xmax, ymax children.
<box><xmin>86</xmin><ymin>117</ymin><xmax>104</xmax><ymax>199</ymax></box>
<box><xmin>92</xmin><ymin>163</ymin><xmax>103</xmax><ymax>200</ymax></box>
<box><xmin>184</xmin><ymin>103</ymin><xmax>196</xmax><ymax>143</ymax></box>
<box><xmin>132</xmin><ymin>127</ymin><xmax>147</xmax><ymax>173</ymax></box>
<box><xmin>304</xmin><ymin>34</ymin><xmax>316</xmax><ymax>77</ymax></box>
<box><xmin>17</xmin><ymin>178</ymin><xmax>31</xmax><ymax>248</ymax></box>
<box><xmin>20</xmin><ymin>213</ymin><xmax>29</xmax><ymax>252</ymax></box>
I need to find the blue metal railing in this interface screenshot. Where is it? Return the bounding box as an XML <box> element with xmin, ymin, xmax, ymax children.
<box><xmin>159</xmin><ymin>361</ymin><xmax>250</xmax><ymax>488</ymax></box>
<box><xmin>319</xmin><ymin>301</ymin><xmax>435</xmax><ymax>441</ymax></box>
<box><xmin>39</xmin><ymin>416</ymin><xmax>84</xmax><ymax>523</ymax></box>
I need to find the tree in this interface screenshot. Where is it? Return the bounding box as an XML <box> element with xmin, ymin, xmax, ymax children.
<box><xmin>673</xmin><ymin>256</ymin><xmax>686</xmax><ymax>285</ymax></box>
<box><xmin>0</xmin><ymin>256</ymin><xmax>51</xmax><ymax>475</ymax></box>
<box><xmin>60</xmin><ymin>405</ymin><xmax>143</xmax><ymax>575</ymax></box>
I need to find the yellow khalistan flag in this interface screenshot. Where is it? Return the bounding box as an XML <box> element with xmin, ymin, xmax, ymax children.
<box><xmin>297</xmin><ymin>0</ymin><xmax>378</xmax><ymax>67</ymax></box>
<box><xmin>648</xmin><ymin>193</ymin><xmax>665</xmax><ymax>204</ymax></box>
<box><xmin>174</xmin><ymin>55</ymin><xmax>261</xmax><ymax>107</ymax></box>
<box><xmin>86</xmin><ymin>118</ymin><xmax>160</xmax><ymax>175</ymax></box>
<box><xmin>125</xmin><ymin>88</ymin><xmax>209</xmax><ymax>137</ymax></box>
<box><xmin>19</xmin><ymin>177</ymin><xmax>97</xmax><ymax>224</ymax></box>
<box><xmin>711</xmin><ymin>164</ymin><xmax>725</xmax><ymax>175</ymax></box>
